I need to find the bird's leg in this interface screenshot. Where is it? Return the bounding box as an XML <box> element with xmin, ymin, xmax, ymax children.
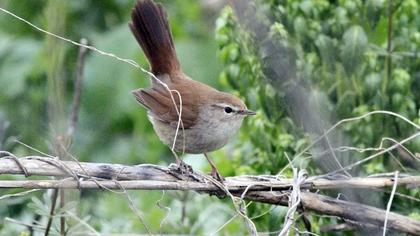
<box><xmin>204</xmin><ymin>153</ymin><xmax>225</xmax><ymax>182</ymax></box>
<box><xmin>171</xmin><ymin>149</ymin><xmax>192</xmax><ymax>172</ymax></box>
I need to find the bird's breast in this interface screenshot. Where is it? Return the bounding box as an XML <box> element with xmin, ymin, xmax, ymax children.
<box><xmin>148</xmin><ymin>112</ymin><xmax>243</xmax><ymax>154</ymax></box>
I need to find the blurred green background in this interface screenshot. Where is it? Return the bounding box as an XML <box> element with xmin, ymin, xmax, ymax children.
<box><xmin>0</xmin><ymin>0</ymin><xmax>419</xmax><ymax>235</ymax></box>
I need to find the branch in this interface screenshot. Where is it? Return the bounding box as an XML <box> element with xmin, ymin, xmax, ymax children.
<box><xmin>245</xmin><ymin>192</ymin><xmax>420</xmax><ymax>235</ymax></box>
<box><xmin>1</xmin><ymin>156</ymin><xmax>420</xmax><ymax>235</ymax></box>
<box><xmin>0</xmin><ymin>157</ymin><xmax>419</xmax><ymax>190</ymax></box>
<box><xmin>68</xmin><ymin>38</ymin><xmax>88</xmax><ymax>137</ymax></box>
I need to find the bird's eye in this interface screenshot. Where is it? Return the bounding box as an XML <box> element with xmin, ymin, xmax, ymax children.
<box><xmin>224</xmin><ymin>107</ymin><xmax>233</xmax><ymax>114</ymax></box>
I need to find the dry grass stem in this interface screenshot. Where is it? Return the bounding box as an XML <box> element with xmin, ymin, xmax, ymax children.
<box><xmin>383</xmin><ymin>171</ymin><xmax>399</xmax><ymax>236</ymax></box>
<box><xmin>278</xmin><ymin>169</ymin><xmax>307</xmax><ymax>236</ymax></box>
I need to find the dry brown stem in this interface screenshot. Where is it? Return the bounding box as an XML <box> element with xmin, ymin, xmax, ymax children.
<box><xmin>1</xmin><ymin>156</ymin><xmax>420</xmax><ymax>235</ymax></box>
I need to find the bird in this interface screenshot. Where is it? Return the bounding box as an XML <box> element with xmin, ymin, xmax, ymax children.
<box><xmin>129</xmin><ymin>0</ymin><xmax>255</xmax><ymax>181</ymax></box>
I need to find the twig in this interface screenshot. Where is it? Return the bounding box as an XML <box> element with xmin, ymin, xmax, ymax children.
<box><xmin>113</xmin><ymin>180</ymin><xmax>152</xmax><ymax>235</ymax></box>
<box><xmin>14</xmin><ymin>140</ymin><xmax>56</xmax><ymax>158</ymax></box>
<box><xmin>278</xmin><ymin>169</ymin><xmax>307</xmax><ymax>236</ymax></box>
<box><xmin>379</xmin><ymin>189</ymin><xmax>420</xmax><ymax>203</ymax></box>
<box><xmin>68</xmin><ymin>38</ymin><xmax>88</xmax><ymax>137</ymax></box>
<box><xmin>245</xmin><ymin>191</ymin><xmax>420</xmax><ymax>235</ymax></box>
<box><xmin>320</xmin><ymin>223</ymin><xmax>357</xmax><ymax>232</ymax></box>
<box><xmin>44</xmin><ymin>189</ymin><xmax>58</xmax><ymax>236</ymax></box>
<box><xmin>383</xmin><ymin>171</ymin><xmax>398</xmax><ymax>236</ymax></box>
<box><xmin>1</xmin><ymin>157</ymin><xmax>420</xmax><ymax>234</ymax></box>
<box><xmin>0</xmin><ymin>176</ymin><xmax>418</xmax><ymax>193</ymax></box>
<box><xmin>0</xmin><ymin>120</ymin><xmax>9</xmax><ymax>150</ymax></box>
<box><xmin>323</xmin><ymin>131</ymin><xmax>351</xmax><ymax>177</ymax></box>
<box><xmin>52</xmin><ymin>38</ymin><xmax>88</xmax><ymax>236</ymax></box>
<box><xmin>64</xmin><ymin>210</ymin><xmax>100</xmax><ymax>236</ymax></box>
<box><xmin>2</xmin><ymin>158</ymin><xmax>420</xmax><ymax>191</ymax></box>
<box><xmin>383</xmin><ymin>0</ymin><xmax>393</xmax><ymax>95</ymax></box>
<box><xmin>0</xmin><ymin>189</ymin><xmax>41</xmax><ymax>201</ymax></box>
<box><xmin>210</xmin><ymin>202</ymin><xmax>253</xmax><ymax>236</ymax></box>
<box><xmin>294</xmin><ymin>228</ymin><xmax>319</xmax><ymax>236</ymax></box>
<box><xmin>324</xmin><ymin>132</ymin><xmax>420</xmax><ymax>177</ymax></box>
<box><xmin>0</xmin><ymin>151</ymin><xmax>29</xmax><ymax>177</ymax></box>
<box><xmin>210</xmin><ymin>212</ymin><xmax>239</xmax><ymax>236</ymax></box>
<box><xmin>289</xmin><ymin>110</ymin><xmax>420</xmax><ymax>171</ymax></box>
<box><xmin>196</xmin><ymin>171</ymin><xmax>258</xmax><ymax>235</ymax></box>
<box><xmin>5</xmin><ymin>217</ymin><xmax>46</xmax><ymax>231</ymax></box>
<box><xmin>156</xmin><ymin>190</ymin><xmax>171</xmax><ymax>235</ymax></box>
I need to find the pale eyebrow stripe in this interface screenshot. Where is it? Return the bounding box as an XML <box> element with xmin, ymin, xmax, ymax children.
<box><xmin>215</xmin><ymin>103</ymin><xmax>239</xmax><ymax>109</ymax></box>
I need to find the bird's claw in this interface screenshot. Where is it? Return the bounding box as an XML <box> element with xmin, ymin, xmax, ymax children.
<box><xmin>211</xmin><ymin>170</ymin><xmax>225</xmax><ymax>182</ymax></box>
<box><xmin>169</xmin><ymin>160</ymin><xmax>193</xmax><ymax>177</ymax></box>
<box><xmin>178</xmin><ymin>161</ymin><xmax>193</xmax><ymax>173</ymax></box>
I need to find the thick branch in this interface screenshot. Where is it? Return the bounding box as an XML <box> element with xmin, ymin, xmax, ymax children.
<box><xmin>246</xmin><ymin>191</ymin><xmax>420</xmax><ymax>235</ymax></box>
<box><xmin>1</xmin><ymin>179</ymin><xmax>420</xmax><ymax>235</ymax></box>
<box><xmin>1</xmin><ymin>156</ymin><xmax>420</xmax><ymax>235</ymax></box>
<box><xmin>0</xmin><ymin>157</ymin><xmax>419</xmax><ymax>190</ymax></box>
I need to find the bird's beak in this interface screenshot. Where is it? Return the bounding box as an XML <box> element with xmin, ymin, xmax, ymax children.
<box><xmin>239</xmin><ymin>109</ymin><xmax>256</xmax><ymax>116</ymax></box>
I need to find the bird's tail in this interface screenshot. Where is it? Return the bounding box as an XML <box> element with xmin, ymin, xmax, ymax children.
<box><xmin>130</xmin><ymin>0</ymin><xmax>180</xmax><ymax>75</ymax></box>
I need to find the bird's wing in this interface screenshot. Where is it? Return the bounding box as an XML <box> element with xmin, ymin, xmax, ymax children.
<box><xmin>132</xmin><ymin>85</ymin><xmax>198</xmax><ymax>129</ymax></box>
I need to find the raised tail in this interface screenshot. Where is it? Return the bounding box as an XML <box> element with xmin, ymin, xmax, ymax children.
<box><xmin>130</xmin><ymin>0</ymin><xmax>180</xmax><ymax>75</ymax></box>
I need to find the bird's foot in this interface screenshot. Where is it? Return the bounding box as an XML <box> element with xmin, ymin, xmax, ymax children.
<box><xmin>168</xmin><ymin>159</ymin><xmax>194</xmax><ymax>179</ymax></box>
<box><xmin>177</xmin><ymin>159</ymin><xmax>193</xmax><ymax>173</ymax></box>
<box><xmin>211</xmin><ymin>169</ymin><xmax>225</xmax><ymax>182</ymax></box>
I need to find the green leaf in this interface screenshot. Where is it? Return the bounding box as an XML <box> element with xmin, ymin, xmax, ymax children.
<box><xmin>315</xmin><ymin>35</ymin><xmax>337</xmax><ymax>70</ymax></box>
<box><xmin>368</xmin><ymin>16</ymin><xmax>388</xmax><ymax>45</ymax></box>
<box><xmin>0</xmin><ymin>35</ymin><xmax>40</xmax><ymax>98</ymax></box>
<box><xmin>340</xmin><ymin>25</ymin><xmax>368</xmax><ymax>75</ymax></box>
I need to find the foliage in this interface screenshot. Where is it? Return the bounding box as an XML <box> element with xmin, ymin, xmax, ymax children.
<box><xmin>216</xmin><ymin>0</ymin><xmax>419</xmax><ymax>233</ymax></box>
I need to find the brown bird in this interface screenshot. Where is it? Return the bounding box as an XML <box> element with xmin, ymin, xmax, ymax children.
<box><xmin>129</xmin><ymin>0</ymin><xmax>255</xmax><ymax>181</ymax></box>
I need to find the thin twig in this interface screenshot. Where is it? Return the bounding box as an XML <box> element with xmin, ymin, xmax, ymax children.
<box><xmin>278</xmin><ymin>169</ymin><xmax>307</xmax><ymax>236</ymax></box>
<box><xmin>210</xmin><ymin>201</ymin><xmax>253</xmax><ymax>236</ymax></box>
<box><xmin>68</xmin><ymin>38</ymin><xmax>88</xmax><ymax>137</ymax></box>
<box><xmin>324</xmin><ymin>130</ymin><xmax>351</xmax><ymax>177</ymax></box>
<box><xmin>324</xmin><ymin>132</ymin><xmax>420</xmax><ymax>177</ymax></box>
<box><xmin>5</xmin><ymin>217</ymin><xmax>46</xmax><ymax>231</ymax></box>
<box><xmin>44</xmin><ymin>189</ymin><xmax>58</xmax><ymax>236</ymax></box>
<box><xmin>0</xmin><ymin>189</ymin><xmax>41</xmax><ymax>201</ymax></box>
<box><xmin>64</xmin><ymin>210</ymin><xmax>100</xmax><ymax>236</ymax></box>
<box><xmin>196</xmin><ymin>172</ymin><xmax>258</xmax><ymax>235</ymax></box>
<box><xmin>383</xmin><ymin>171</ymin><xmax>398</xmax><ymax>236</ymax></box>
<box><xmin>156</xmin><ymin>190</ymin><xmax>171</xmax><ymax>235</ymax></box>
<box><xmin>0</xmin><ymin>120</ymin><xmax>9</xmax><ymax>150</ymax></box>
<box><xmin>380</xmin><ymin>189</ymin><xmax>420</xmax><ymax>203</ymax></box>
<box><xmin>292</xmin><ymin>111</ymin><xmax>420</xmax><ymax>169</ymax></box>
<box><xmin>383</xmin><ymin>0</ymin><xmax>393</xmax><ymax>95</ymax></box>
<box><xmin>0</xmin><ymin>151</ymin><xmax>29</xmax><ymax>177</ymax></box>
<box><xmin>113</xmin><ymin>180</ymin><xmax>152</xmax><ymax>235</ymax></box>
<box><xmin>14</xmin><ymin>140</ymin><xmax>56</xmax><ymax>158</ymax></box>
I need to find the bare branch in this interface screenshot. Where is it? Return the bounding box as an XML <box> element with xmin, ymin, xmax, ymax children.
<box><xmin>320</xmin><ymin>223</ymin><xmax>358</xmax><ymax>233</ymax></box>
<box><xmin>1</xmin><ymin>156</ymin><xmax>420</xmax><ymax>234</ymax></box>
<box><xmin>68</xmin><ymin>38</ymin><xmax>88</xmax><ymax>137</ymax></box>
<box><xmin>1</xmin><ymin>157</ymin><xmax>420</xmax><ymax>190</ymax></box>
<box><xmin>383</xmin><ymin>171</ymin><xmax>399</xmax><ymax>236</ymax></box>
<box><xmin>246</xmin><ymin>192</ymin><xmax>420</xmax><ymax>235</ymax></box>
